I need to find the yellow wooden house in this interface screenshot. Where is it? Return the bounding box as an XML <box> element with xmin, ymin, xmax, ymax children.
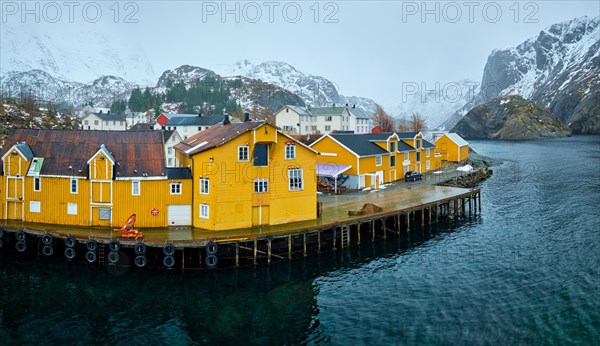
<box><xmin>396</xmin><ymin>132</ymin><xmax>442</xmax><ymax>174</ymax></box>
<box><xmin>174</xmin><ymin>119</ymin><xmax>318</xmax><ymax>231</ymax></box>
<box><xmin>0</xmin><ymin>129</ymin><xmax>192</xmax><ymax>228</ymax></box>
<box><xmin>432</xmin><ymin>132</ymin><xmax>469</xmax><ymax>162</ymax></box>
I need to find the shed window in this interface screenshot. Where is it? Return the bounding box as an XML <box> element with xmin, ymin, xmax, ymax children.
<box><xmin>288</xmin><ymin>168</ymin><xmax>303</xmax><ymax>191</ymax></box>
<box><xmin>238</xmin><ymin>146</ymin><xmax>249</xmax><ymax>162</ymax></box>
<box><xmin>170</xmin><ymin>182</ymin><xmax>182</xmax><ymax>195</ymax></box>
<box><xmin>376</xmin><ymin>155</ymin><xmax>382</xmax><ymax>166</ymax></box>
<box><xmin>390</xmin><ymin>142</ymin><xmax>396</xmax><ymax>152</ymax></box>
<box><xmin>67</xmin><ymin>203</ymin><xmax>77</xmax><ymax>215</ymax></box>
<box><xmin>254</xmin><ymin>178</ymin><xmax>268</xmax><ymax>193</ymax></box>
<box><xmin>99</xmin><ymin>208</ymin><xmax>111</xmax><ymax>220</ymax></box>
<box><xmin>426</xmin><ymin>149</ymin><xmax>430</xmax><ymax>157</ymax></box>
<box><xmin>30</xmin><ymin>201</ymin><xmax>40</xmax><ymax>213</ymax></box>
<box><xmin>404</xmin><ymin>152</ymin><xmax>409</xmax><ymax>161</ymax></box>
<box><xmin>34</xmin><ymin>176</ymin><xmax>41</xmax><ymax>192</ymax></box>
<box><xmin>253</xmin><ymin>144</ymin><xmax>268</xmax><ymax>166</ymax></box>
<box><xmin>200</xmin><ymin>204</ymin><xmax>209</xmax><ymax>219</ymax></box>
<box><xmin>132</xmin><ymin>180</ymin><xmax>140</xmax><ymax>196</ymax></box>
<box><xmin>426</xmin><ymin>161</ymin><xmax>430</xmax><ymax>170</ymax></box>
<box><xmin>390</xmin><ymin>155</ymin><xmax>396</xmax><ymax>167</ymax></box>
<box><xmin>200</xmin><ymin>178</ymin><xmax>209</xmax><ymax>194</ymax></box>
<box><xmin>285</xmin><ymin>144</ymin><xmax>296</xmax><ymax>160</ymax></box>
<box><xmin>70</xmin><ymin>178</ymin><xmax>78</xmax><ymax>194</ymax></box>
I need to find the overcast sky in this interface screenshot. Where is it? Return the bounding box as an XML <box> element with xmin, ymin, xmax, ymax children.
<box><xmin>1</xmin><ymin>0</ymin><xmax>598</xmax><ymax>105</ymax></box>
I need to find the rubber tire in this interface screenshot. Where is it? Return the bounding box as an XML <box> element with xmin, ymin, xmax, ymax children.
<box><xmin>15</xmin><ymin>241</ymin><xmax>26</xmax><ymax>252</ymax></box>
<box><xmin>163</xmin><ymin>255</ymin><xmax>175</xmax><ymax>269</ymax></box>
<box><xmin>205</xmin><ymin>254</ymin><xmax>218</xmax><ymax>269</ymax></box>
<box><xmin>64</xmin><ymin>247</ymin><xmax>76</xmax><ymax>260</ymax></box>
<box><xmin>41</xmin><ymin>234</ymin><xmax>53</xmax><ymax>245</ymax></box>
<box><xmin>206</xmin><ymin>241</ymin><xmax>219</xmax><ymax>255</ymax></box>
<box><xmin>42</xmin><ymin>245</ymin><xmax>54</xmax><ymax>256</ymax></box>
<box><xmin>134</xmin><ymin>255</ymin><xmax>147</xmax><ymax>268</ymax></box>
<box><xmin>65</xmin><ymin>236</ymin><xmax>76</xmax><ymax>248</ymax></box>
<box><xmin>86</xmin><ymin>239</ymin><xmax>98</xmax><ymax>252</ymax></box>
<box><xmin>16</xmin><ymin>231</ymin><xmax>26</xmax><ymax>242</ymax></box>
<box><xmin>86</xmin><ymin>251</ymin><xmax>97</xmax><ymax>263</ymax></box>
<box><xmin>108</xmin><ymin>251</ymin><xmax>119</xmax><ymax>264</ymax></box>
<box><xmin>134</xmin><ymin>243</ymin><xmax>147</xmax><ymax>256</ymax></box>
<box><xmin>109</xmin><ymin>240</ymin><xmax>120</xmax><ymax>252</ymax></box>
<box><xmin>163</xmin><ymin>244</ymin><xmax>175</xmax><ymax>256</ymax></box>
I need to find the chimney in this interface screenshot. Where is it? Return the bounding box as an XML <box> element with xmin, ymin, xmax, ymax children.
<box><xmin>244</xmin><ymin>112</ymin><xmax>251</xmax><ymax>122</ymax></box>
<box><xmin>345</xmin><ymin>103</ymin><xmax>348</xmax><ymax>107</ymax></box>
<box><xmin>352</xmin><ymin>104</ymin><xmax>356</xmax><ymax>109</ymax></box>
<box><xmin>223</xmin><ymin>113</ymin><xmax>230</xmax><ymax>125</ymax></box>
<box><xmin>332</xmin><ymin>103</ymin><xmax>335</xmax><ymax>108</ymax></box>
<box><xmin>198</xmin><ymin>111</ymin><xmax>202</xmax><ymax>117</ymax></box>
<box><xmin>99</xmin><ymin>110</ymin><xmax>103</xmax><ymax>114</ymax></box>
<box><xmin>108</xmin><ymin>110</ymin><xmax>111</xmax><ymax>114</ymax></box>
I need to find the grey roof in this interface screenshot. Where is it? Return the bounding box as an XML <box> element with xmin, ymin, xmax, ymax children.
<box><xmin>167</xmin><ymin>167</ymin><xmax>192</xmax><ymax>179</ymax></box>
<box><xmin>166</xmin><ymin>115</ymin><xmax>224</xmax><ymax>126</ymax></box>
<box><xmin>397</xmin><ymin>141</ymin><xmax>415</xmax><ymax>152</ymax></box>
<box><xmin>444</xmin><ymin>133</ymin><xmax>469</xmax><ymax>147</ymax></box>
<box><xmin>15</xmin><ymin>143</ymin><xmax>34</xmax><ymax>160</ymax></box>
<box><xmin>330</xmin><ymin>134</ymin><xmax>389</xmax><ymax>157</ymax></box>
<box><xmin>365</xmin><ymin>133</ymin><xmax>396</xmax><ymax>141</ymax></box>
<box><xmin>93</xmin><ymin>112</ymin><xmax>125</xmax><ymax>121</ymax></box>
<box><xmin>307</xmin><ymin>106</ymin><xmax>346</xmax><ymax>116</ymax></box>
<box><xmin>348</xmin><ymin>107</ymin><xmax>371</xmax><ymax>119</ymax></box>
<box><xmin>396</xmin><ymin>132</ymin><xmax>420</xmax><ymax>139</ymax></box>
<box><xmin>287</xmin><ymin>105</ymin><xmax>310</xmax><ymax>115</ymax></box>
<box><xmin>422</xmin><ymin>139</ymin><xmax>436</xmax><ymax>149</ymax></box>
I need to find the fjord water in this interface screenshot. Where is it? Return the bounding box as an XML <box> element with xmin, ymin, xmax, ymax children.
<box><xmin>1</xmin><ymin>136</ymin><xmax>599</xmax><ymax>345</ymax></box>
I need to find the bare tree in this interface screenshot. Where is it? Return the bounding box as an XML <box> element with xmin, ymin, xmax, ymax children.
<box><xmin>410</xmin><ymin>112</ymin><xmax>427</xmax><ymax>132</ymax></box>
<box><xmin>397</xmin><ymin>116</ymin><xmax>410</xmax><ymax>132</ymax></box>
<box><xmin>372</xmin><ymin>104</ymin><xmax>395</xmax><ymax>132</ymax></box>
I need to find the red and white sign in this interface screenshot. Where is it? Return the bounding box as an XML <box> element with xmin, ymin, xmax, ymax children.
<box><xmin>151</xmin><ymin>208</ymin><xmax>159</xmax><ymax>216</ymax></box>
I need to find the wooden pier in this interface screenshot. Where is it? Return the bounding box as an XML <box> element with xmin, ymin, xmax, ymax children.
<box><xmin>0</xmin><ymin>185</ymin><xmax>481</xmax><ymax>270</ymax></box>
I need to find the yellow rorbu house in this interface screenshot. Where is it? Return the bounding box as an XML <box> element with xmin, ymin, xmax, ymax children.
<box><xmin>310</xmin><ymin>132</ymin><xmax>442</xmax><ymax>190</ymax></box>
<box><xmin>0</xmin><ymin>129</ymin><xmax>192</xmax><ymax>228</ymax></box>
<box><xmin>431</xmin><ymin>132</ymin><xmax>469</xmax><ymax>162</ymax></box>
<box><xmin>174</xmin><ymin>117</ymin><xmax>318</xmax><ymax>231</ymax></box>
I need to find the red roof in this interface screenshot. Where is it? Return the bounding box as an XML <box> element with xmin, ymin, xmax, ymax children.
<box><xmin>0</xmin><ymin>129</ymin><xmax>166</xmax><ymax>177</ymax></box>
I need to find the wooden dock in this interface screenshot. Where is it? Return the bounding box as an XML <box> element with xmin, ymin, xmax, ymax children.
<box><xmin>0</xmin><ymin>185</ymin><xmax>481</xmax><ymax>270</ymax></box>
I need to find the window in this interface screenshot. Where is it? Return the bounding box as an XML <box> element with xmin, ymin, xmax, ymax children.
<box><xmin>70</xmin><ymin>178</ymin><xmax>78</xmax><ymax>194</ymax></box>
<box><xmin>390</xmin><ymin>142</ymin><xmax>396</xmax><ymax>152</ymax></box>
<box><xmin>183</xmin><ymin>127</ymin><xmax>188</xmax><ymax>132</ymax></box>
<box><xmin>30</xmin><ymin>201</ymin><xmax>40</xmax><ymax>213</ymax></box>
<box><xmin>198</xmin><ymin>126</ymin><xmax>202</xmax><ymax>131</ymax></box>
<box><xmin>200</xmin><ymin>204</ymin><xmax>209</xmax><ymax>219</ymax></box>
<box><xmin>305</xmin><ymin>126</ymin><xmax>309</xmax><ymax>132</ymax></box>
<box><xmin>254</xmin><ymin>178</ymin><xmax>268</xmax><ymax>193</ymax></box>
<box><xmin>104</xmin><ymin>121</ymin><xmax>109</xmax><ymax>125</ymax></box>
<box><xmin>325</xmin><ymin>116</ymin><xmax>332</xmax><ymax>122</ymax></box>
<box><xmin>288</xmin><ymin>168</ymin><xmax>303</xmax><ymax>191</ymax></box>
<box><xmin>325</xmin><ymin>125</ymin><xmax>331</xmax><ymax>132</ymax></box>
<box><xmin>238</xmin><ymin>146</ymin><xmax>249</xmax><ymax>161</ymax></box>
<box><xmin>416</xmin><ymin>139</ymin><xmax>421</xmax><ymax>149</ymax></box>
<box><xmin>283</xmin><ymin>125</ymin><xmax>293</xmax><ymax>131</ymax></box>
<box><xmin>426</xmin><ymin>161</ymin><xmax>430</xmax><ymax>170</ymax></box>
<box><xmin>416</xmin><ymin>152</ymin><xmax>421</xmax><ymax>162</ymax></box>
<box><xmin>84</xmin><ymin>120</ymin><xmax>89</xmax><ymax>125</ymax></box>
<box><xmin>170</xmin><ymin>182</ymin><xmax>182</xmax><ymax>195</ymax></box>
<box><xmin>285</xmin><ymin>144</ymin><xmax>296</xmax><ymax>160</ymax></box>
<box><xmin>113</xmin><ymin>120</ymin><xmax>116</xmax><ymax>126</ymax></box>
<box><xmin>99</xmin><ymin>208</ymin><xmax>111</xmax><ymax>220</ymax></box>
<box><xmin>94</xmin><ymin>120</ymin><xmax>99</xmax><ymax>125</ymax></box>
<box><xmin>253</xmin><ymin>144</ymin><xmax>268</xmax><ymax>166</ymax></box>
<box><xmin>168</xmin><ymin>158</ymin><xmax>173</xmax><ymax>166</ymax></box>
<box><xmin>426</xmin><ymin>149</ymin><xmax>430</xmax><ymax>157</ymax></box>
<box><xmin>404</xmin><ymin>152</ymin><xmax>409</xmax><ymax>161</ymax></box>
<box><xmin>67</xmin><ymin>203</ymin><xmax>77</xmax><ymax>215</ymax></box>
<box><xmin>390</xmin><ymin>155</ymin><xmax>396</xmax><ymax>167</ymax></box>
<box><xmin>132</xmin><ymin>180</ymin><xmax>140</xmax><ymax>196</ymax></box>
<box><xmin>311</xmin><ymin>125</ymin><xmax>317</xmax><ymax>132</ymax></box>
<box><xmin>34</xmin><ymin>176</ymin><xmax>41</xmax><ymax>192</ymax></box>
<box><xmin>376</xmin><ymin>155</ymin><xmax>382</xmax><ymax>166</ymax></box>
<box><xmin>200</xmin><ymin>178</ymin><xmax>209</xmax><ymax>194</ymax></box>
<box><xmin>167</xmin><ymin>147</ymin><xmax>172</xmax><ymax>154</ymax></box>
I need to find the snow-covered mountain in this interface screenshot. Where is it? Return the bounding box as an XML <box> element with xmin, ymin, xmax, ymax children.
<box><xmin>0</xmin><ymin>70</ymin><xmax>137</xmax><ymax>107</ymax></box>
<box><xmin>214</xmin><ymin>60</ymin><xmax>378</xmax><ymax>113</ymax></box>
<box><xmin>442</xmin><ymin>16</ymin><xmax>600</xmax><ymax>133</ymax></box>
<box><xmin>0</xmin><ymin>25</ymin><xmax>156</xmax><ymax>86</ymax></box>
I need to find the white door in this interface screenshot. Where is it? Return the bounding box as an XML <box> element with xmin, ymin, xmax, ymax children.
<box><xmin>168</xmin><ymin>205</ymin><xmax>191</xmax><ymax>225</ymax></box>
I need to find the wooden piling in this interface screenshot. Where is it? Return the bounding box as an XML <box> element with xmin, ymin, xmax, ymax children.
<box><xmin>357</xmin><ymin>223</ymin><xmax>361</xmax><ymax>244</ymax></box>
<box><xmin>235</xmin><ymin>241</ymin><xmax>240</xmax><ymax>266</ymax></box>
<box><xmin>478</xmin><ymin>191</ymin><xmax>482</xmax><ymax>212</ymax></box>
<box><xmin>371</xmin><ymin>220</ymin><xmax>375</xmax><ymax>241</ymax></box>
<box><xmin>407</xmin><ymin>211</ymin><xmax>411</xmax><ymax>231</ymax></box>
<box><xmin>303</xmin><ymin>233</ymin><xmax>307</xmax><ymax>257</ymax></box>
<box><xmin>253</xmin><ymin>239</ymin><xmax>258</xmax><ymax>265</ymax></box>
<box><xmin>288</xmin><ymin>235</ymin><xmax>292</xmax><ymax>260</ymax></box>
<box><xmin>397</xmin><ymin>214</ymin><xmax>401</xmax><ymax>234</ymax></box>
<box><xmin>382</xmin><ymin>219</ymin><xmax>386</xmax><ymax>239</ymax></box>
<box><xmin>332</xmin><ymin>227</ymin><xmax>337</xmax><ymax>250</ymax></box>
<box><xmin>421</xmin><ymin>208</ymin><xmax>425</xmax><ymax>226</ymax></box>
<box><xmin>267</xmin><ymin>238</ymin><xmax>272</xmax><ymax>264</ymax></box>
<box><xmin>317</xmin><ymin>230</ymin><xmax>321</xmax><ymax>253</ymax></box>
<box><xmin>454</xmin><ymin>199</ymin><xmax>458</xmax><ymax>218</ymax></box>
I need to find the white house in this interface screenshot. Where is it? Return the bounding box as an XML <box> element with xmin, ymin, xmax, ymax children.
<box><xmin>164</xmin><ymin>130</ymin><xmax>183</xmax><ymax>167</ymax></box>
<box><xmin>275</xmin><ymin>104</ymin><xmax>372</xmax><ymax>135</ymax></box>
<box><xmin>81</xmin><ymin>111</ymin><xmax>126</xmax><ymax>130</ymax></box>
<box><xmin>155</xmin><ymin>113</ymin><xmax>240</xmax><ymax>139</ymax></box>
<box><xmin>126</xmin><ymin>112</ymin><xmax>149</xmax><ymax>128</ymax></box>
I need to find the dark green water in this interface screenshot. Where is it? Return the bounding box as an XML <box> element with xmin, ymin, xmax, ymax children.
<box><xmin>1</xmin><ymin>136</ymin><xmax>599</xmax><ymax>345</ymax></box>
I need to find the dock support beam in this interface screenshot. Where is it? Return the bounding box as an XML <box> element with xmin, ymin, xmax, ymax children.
<box><xmin>397</xmin><ymin>214</ymin><xmax>401</xmax><ymax>235</ymax></box>
<box><xmin>288</xmin><ymin>235</ymin><xmax>292</xmax><ymax>260</ymax></box>
<box><xmin>303</xmin><ymin>233</ymin><xmax>307</xmax><ymax>257</ymax></box>
<box><xmin>421</xmin><ymin>208</ymin><xmax>425</xmax><ymax>226</ymax></box>
<box><xmin>267</xmin><ymin>238</ymin><xmax>272</xmax><ymax>264</ymax></box>
<box><xmin>317</xmin><ymin>231</ymin><xmax>321</xmax><ymax>253</ymax></box>
<box><xmin>253</xmin><ymin>239</ymin><xmax>258</xmax><ymax>265</ymax></box>
<box><xmin>407</xmin><ymin>212</ymin><xmax>411</xmax><ymax>232</ymax></box>
<box><xmin>332</xmin><ymin>228</ymin><xmax>337</xmax><ymax>250</ymax></box>
<box><xmin>235</xmin><ymin>241</ymin><xmax>239</xmax><ymax>267</ymax></box>
<box><xmin>357</xmin><ymin>223</ymin><xmax>361</xmax><ymax>244</ymax></box>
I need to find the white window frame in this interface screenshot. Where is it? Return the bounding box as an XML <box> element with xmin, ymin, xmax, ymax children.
<box><xmin>99</xmin><ymin>208</ymin><xmax>111</xmax><ymax>220</ymax></box>
<box><xmin>200</xmin><ymin>204</ymin><xmax>209</xmax><ymax>219</ymax></box>
<box><xmin>426</xmin><ymin>149</ymin><xmax>430</xmax><ymax>157</ymax></box>
<box><xmin>132</xmin><ymin>180</ymin><xmax>140</xmax><ymax>196</ymax></box>
<box><xmin>288</xmin><ymin>168</ymin><xmax>303</xmax><ymax>191</ymax></box>
<box><xmin>426</xmin><ymin>160</ymin><xmax>430</xmax><ymax>170</ymax></box>
<box><xmin>390</xmin><ymin>142</ymin><xmax>396</xmax><ymax>152</ymax></box>
<box><xmin>325</xmin><ymin>125</ymin><xmax>331</xmax><ymax>132</ymax></box>
<box><xmin>70</xmin><ymin>178</ymin><xmax>78</xmax><ymax>194</ymax></box>
<box><xmin>404</xmin><ymin>152</ymin><xmax>409</xmax><ymax>161</ymax></box>
<box><xmin>200</xmin><ymin>178</ymin><xmax>209</xmax><ymax>195</ymax></box>
<box><xmin>30</xmin><ymin>201</ymin><xmax>41</xmax><ymax>213</ymax></box>
<box><xmin>170</xmin><ymin>182</ymin><xmax>182</xmax><ymax>195</ymax></box>
<box><xmin>67</xmin><ymin>203</ymin><xmax>77</xmax><ymax>215</ymax></box>
<box><xmin>285</xmin><ymin>144</ymin><xmax>296</xmax><ymax>160</ymax></box>
<box><xmin>254</xmin><ymin>178</ymin><xmax>268</xmax><ymax>193</ymax></box>
<box><xmin>390</xmin><ymin>155</ymin><xmax>396</xmax><ymax>167</ymax></box>
<box><xmin>34</xmin><ymin>176</ymin><xmax>41</xmax><ymax>192</ymax></box>
<box><xmin>376</xmin><ymin>155</ymin><xmax>382</xmax><ymax>166</ymax></box>
<box><xmin>238</xmin><ymin>145</ymin><xmax>249</xmax><ymax>162</ymax></box>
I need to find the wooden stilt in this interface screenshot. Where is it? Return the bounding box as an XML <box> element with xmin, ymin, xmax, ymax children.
<box><xmin>357</xmin><ymin>223</ymin><xmax>361</xmax><ymax>244</ymax></box>
<box><xmin>382</xmin><ymin>219</ymin><xmax>386</xmax><ymax>239</ymax></box>
<box><xmin>435</xmin><ymin>204</ymin><xmax>439</xmax><ymax>222</ymax></box>
<box><xmin>332</xmin><ymin>228</ymin><xmax>337</xmax><ymax>250</ymax></box>
<box><xmin>407</xmin><ymin>212</ymin><xmax>411</xmax><ymax>231</ymax></box>
<box><xmin>303</xmin><ymin>233</ymin><xmax>307</xmax><ymax>257</ymax></box>
<box><xmin>235</xmin><ymin>241</ymin><xmax>240</xmax><ymax>266</ymax></box>
<box><xmin>267</xmin><ymin>238</ymin><xmax>272</xmax><ymax>264</ymax></box>
<box><xmin>454</xmin><ymin>199</ymin><xmax>458</xmax><ymax>218</ymax></box>
<box><xmin>462</xmin><ymin>198</ymin><xmax>466</xmax><ymax>216</ymax></box>
<box><xmin>288</xmin><ymin>235</ymin><xmax>292</xmax><ymax>260</ymax></box>
<box><xmin>199</xmin><ymin>246</ymin><xmax>202</xmax><ymax>266</ymax></box>
<box><xmin>182</xmin><ymin>248</ymin><xmax>185</xmax><ymax>270</ymax></box>
<box><xmin>429</xmin><ymin>207</ymin><xmax>432</xmax><ymax>224</ymax></box>
<box><xmin>478</xmin><ymin>191</ymin><xmax>482</xmax><ymax>212</ymax></box>
<box><xmin>397</xmin><ymin>214</ymin><xmax>401</xmax><ymax>234</ymax></box>
<box><xmin>371</xmin><ymin>220</ymin><xmax>376</xmax><ymax>241</ymax></box>
<box><xmin>317</xmin><ymin>231</ymin><xmax>321</xmax><ymax>253</ymax></box>
<box><xmin>253</xmin><ymin>238</ymin><xmax>257</xmax><ymax>265</ymax></box>
<box><xmin>421</xmin><ymin>208</ymin><xmax>425</xmax><ymax>226</ymax></box>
